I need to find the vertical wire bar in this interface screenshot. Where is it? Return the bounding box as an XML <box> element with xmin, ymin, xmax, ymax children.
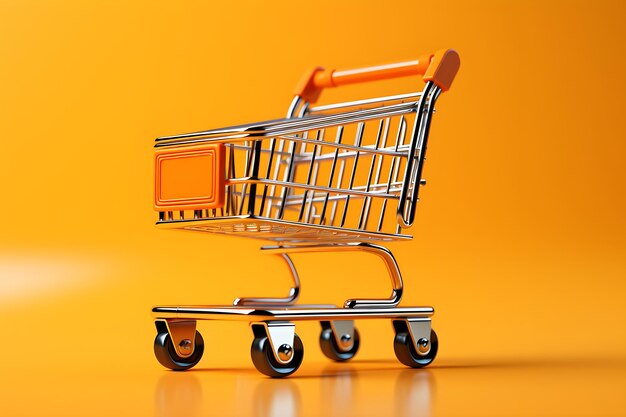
<box><xmin>297</xmin><ymin>130</ymin><xmax>321</xmax><ymax>221</ymax></box>
<box><xmin>397</xmin><ymin>86</ymin><xmax>440</xmax><ymax>232</ymax></box>
<box><xmin>399</xmin><ymin>123</ymin><xmax>422</xmax><ymax>235</ymax></box>
<box><xmin>373</xmin><ymin>118</ymin><xmax>393</xmax><ymax>185</ymax></box>
<box><xmin>391</xmin><ymin>117</ymin><xmax>408</xmax><ymax>185</ymax></box>
<box><xmin>357</xmin><ymin>119</ymin><xmax>385</xmax><ymax>229</ymax></box>
<box><xmin>298</xmin><ymin>129</ymin><xmax>324</xmax><ymax>222</ymax></box>
<box><xmin>395</xmin><ymin>112</ymin><xmax>419</xmax><ymax>234</ymax></box>
<box><xmin>339</xmin><ymin>122</ymin><xmax>365</xmax><ymax>228</ymax></box>
<box><xmin>225</xmin><ymin>144</ymin><xmax>232</xmax><ymax>215</ymax></box>
<box><xmin>238</xmin><ymin>141</ymin><xmax>254</xmax><ymax>215</ymax></box>
<box><xmin>246</xmin><ymin>139</ymin><xmax>263</xmax><ymax>215</ymax></box>
<box><xmin>305</xmin><ymin>132</ymin><xmax>324</xmax><ymax>223</ymax></box>
<box><xmin>393</xmin><ymin>116</ymin><xmax>410</xmax><ymax>235</ymax></box>
<box><xmin>265</xmin><ymin>138</ymin><xmax>287</xmax><ymax>218</ymax></box>
<box><xmin>274</xmin><ymin>101</ymin><xmax>308</xmax><ymax>219</ymax></box>
<box><xmin>226</xmin><ymin>143</ymin><xmax>237</xmax><ymax>215</ymax></box>
<box><xmin>278</xmin><ymin>131</ymin><xmax>307</xmax><ymax>219</ymax></box>
<box><xmin>298</xmin><ymin>134</ymin><xmax>308</xmax><ymax>159</ymax></box>
<box><xmin>396</xmin><ymin>82</ymin><xmax>434</xmax><ymax>228</ymax></box>
<box><xmin>363</xmin><ymin>117</ymin><xmax>391</xmax><ymax>228</ymax></box>
<box><xmin>377</xmin><ymin>115</ymin><xmax>406</xmax><ymax>232</ymax></box>
<box><xmin>319</xmin><ymin>126</ymin><xmax>344</xmax><ymax>225</ymax></box>
<box><xmin>329</xmin><ymin>130</ymin><xmax>348</xmax><ymax>226</ymax></box>
<box><xmin>258</xmin><ymin>137</ymin><xmax>278</xmax><ymax>216</ymax></box>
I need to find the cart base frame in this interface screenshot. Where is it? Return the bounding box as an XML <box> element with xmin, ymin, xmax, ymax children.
<box><xmin>152</xmin><ymin>304</ymin><xmax>436</xmax><ymax>375</ymax></box>
<box><xmin>152</xmin><ymin>304</ymin><xmax>434</xmax><ymax>322</ymax></box>
<box><xmin>151</xmin><ymin>241</ymin><xmax>438</xmax><ymax>376</ymax></box>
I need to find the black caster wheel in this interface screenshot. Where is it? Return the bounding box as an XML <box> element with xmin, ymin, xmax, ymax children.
<box><xmin>154</xmin><ymin>330</ymin><xmax>204</xmax><ymax>371</ymax></box>
<box><xmin>250</xmin><ymin>326</ymin><xmax>304</xmax><ymax>378</ymax></box>
<box><xmin>393</xmin><ymin>325</ymin><xmax>438</xmax><ymax>368</ymax></box>
<box><xmin>319</xmin><ymin>321</ymin><xmax>360</xmax><ymax>362</ymax></box>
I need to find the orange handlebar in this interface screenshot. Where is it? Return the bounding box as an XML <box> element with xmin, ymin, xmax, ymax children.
<box><xmin>295</xmin><ymin>49</ymin><xmax>460</xmax><ymax>103</ymax></box>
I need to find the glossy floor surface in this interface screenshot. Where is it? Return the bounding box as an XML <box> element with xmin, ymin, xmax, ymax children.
<box><xmin>2</xmin><ymin>357</ymin><xmax>625</xmax><ymax>416</ymax></box>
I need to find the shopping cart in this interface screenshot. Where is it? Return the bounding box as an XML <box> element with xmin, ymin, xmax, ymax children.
<box><xmin>152</xmin><ymin>49</ymin><xmax>460</xmax><ymax>377</ymax></box>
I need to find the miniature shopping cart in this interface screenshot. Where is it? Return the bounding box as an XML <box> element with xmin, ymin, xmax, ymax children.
<box><xmin>152</xmin><ymin>49</ymin><xmax>460</xmax><ymax>377</ymax></box>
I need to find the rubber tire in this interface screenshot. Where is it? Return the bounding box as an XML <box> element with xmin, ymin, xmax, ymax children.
<box><xmin>393</xmin><ymin>329</ymin><xmax>438</xmax><ymax>368</ymax></box>
<box><xmin>154</xmin><ymin>330</ymin><xmax>204</xmax><ymax>371</ymax></box>
<box><xmin>251</xmin><ymin>333</ymin><xmax>304</xmax><ymax>378</ymax></box>
<box><xmin>319</xmin><ymin>324</ymin><xmax>360</xmax><ymax>362</ymax></box>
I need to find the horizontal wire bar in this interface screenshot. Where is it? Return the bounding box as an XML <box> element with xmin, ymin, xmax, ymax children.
<box><xmin>273</xmin><ymin>135</ymin><xmax>410</xmax><ymax>157</ymax></box>
<box><xmin>307</xmin><ymin>92</ymin><xmax>423</xmax><ymax>114</ymax></box>
<box><xmin>227</xmin><ymin>178</ymin><xmax>400</xmax><ymax>199</ymax></box>
<box><xmin>157</xmin><ymin>99</ymin><xmax>419</xmax><ymax>142</ymax></box>
<box><xmin>228</xmin><ymin>179</ymin><xmax>403</xmax><ymax>195</ymax></box>
<box><xmin>155</xmin><ymin>105</ymin><xmax>418</xmax><ymax>147</ymax></box>
<box><xmin>232</xmin><ymin>138</ymin><xmax>412</xmax><ymax>159</ymax></box>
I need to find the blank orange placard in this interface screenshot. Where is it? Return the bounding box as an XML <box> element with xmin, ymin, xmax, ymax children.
<box><xmin>154</xmin><ymin>144</ymin><xmax>225</xmax><ymax>211</ymax></box>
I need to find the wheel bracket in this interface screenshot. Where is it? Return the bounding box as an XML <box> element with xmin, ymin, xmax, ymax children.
<box><xmin>329</xmin><ymin>320</ymin><xmax>355</xmax><ymax>351</ymax></box>
<box><xmin>404</xmin><ymin>317</ymin><xmax>432</xmax><ymax>356</ymax></box>
<box><xmin>157</xmin><ymin>319</ymin><xmax>197</xmax><ymax>358</ymax></box>
<box><xmin>255</xmin><ymin>321</ymin><xmax>296</xmax><ymax>365</ymax></box>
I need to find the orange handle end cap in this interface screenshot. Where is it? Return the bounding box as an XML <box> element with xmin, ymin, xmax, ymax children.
<box><xmin>294</xmin><ymin>67</ymin><xmax>327</xmax><ymax>104</ymax></box>
<box><xmin>423</xmin><ymin>49</ymin><xmax>461</xmax><ymax>92</ymax></box>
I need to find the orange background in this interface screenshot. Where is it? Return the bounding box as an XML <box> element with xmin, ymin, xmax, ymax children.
<box><xmin>1</xmin><ymin>1</ymin><xmax>625</xmax><ymax>416</ymax></box>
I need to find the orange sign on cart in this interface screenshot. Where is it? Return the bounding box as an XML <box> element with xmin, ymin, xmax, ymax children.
<box><xmin>154</xmin><ymin>143</ymin><xmax>225</xmax><ymax>211</ymax></box>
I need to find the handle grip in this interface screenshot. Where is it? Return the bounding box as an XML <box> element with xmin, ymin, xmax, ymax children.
<box><xmin>295</xmin><ymin>49</ymin><xmax>460</xmax><ymax>103</ymax></box>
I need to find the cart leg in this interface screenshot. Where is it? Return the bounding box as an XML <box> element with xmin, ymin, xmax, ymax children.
<box><xmin>233</xmin><ymin>252</ymin><xmax>300</xmax><ymax>306</ymax></box>
<box><xmin>262</xmin><ymin>242</ymin><xmax>404</xmax><ymax>308</ymax></box>
<box><xmin>250</xmin><ymin>321</ymin><xmax>304</xmax><ymax>378</ymax></box>
<box><xmin>156</xmin><ymin>319</ymin><xmax>198</xmax><ymax>358</ymax></box>
<box><xmin>328</xmin><ymin>320</ymin><xmax>355</xmax><ymax>350</ymax></box>
<box><xmin>392</xmin><ymin>318</ymin><xmax>438</xmax><ymax>368</ymax></box>
<box><xmin>153</xmin><ymin>319</ymin><xmax>205</xmax><ymax>371</ymax></box>
<box><xmin>398</xmin><ymin>318</ymin><xmax>432</xmax><ymax>355</ymax></box>
<box><xmin>319</xmin><ymin>320</ymin><xmax>361</xmax><ymax>361</ymax></box>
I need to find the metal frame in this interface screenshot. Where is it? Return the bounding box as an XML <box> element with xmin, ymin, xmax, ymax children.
<box><xmin>155</xmin><ymin>84</ymin><xmax>441</xmax><ymax>241</ymax></box>
<box><xmin>152</xmin><ymin>305</ymin><xmax>434</xmax><ymax>322</ymax></box>
<box><xmin>152</xmin><ymin>81</ymin><xmax>442</xmax><ymax>365</ymax></box>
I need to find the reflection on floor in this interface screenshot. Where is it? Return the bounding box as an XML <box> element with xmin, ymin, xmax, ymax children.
<box><xmin>152</xmin><ymin>358</ymin><xmax>626</xmax><ymax>417</ymax></box>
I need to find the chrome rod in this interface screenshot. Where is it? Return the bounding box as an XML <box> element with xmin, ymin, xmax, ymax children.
<box><xmin>358</xmin><ymin>119</ymin><xmax>385</xmax><ymax>229</ymax></box>
<box><xmin>308</xmin><ymin>92</ymin><xmax>423</xmax><ymax>114</ymax></box>
<box><xmin>155</xmin><ymin>102</ymin><xmax>419</xmax><ymax>147</ymax></box>
<box><xmin>152</xmin><ymin>305</ymin><xmax>434</xmax><ymax>322</ymax></box>
<box><xmin>265</xmin><ymin>137</ymin><xmax>288</xmax><ymax>218</ymax></box>
<box><xmin>319</xmin><ymin>126</ymin><xmax>344</xmax><ymax>225</ymax></box>
<box><xmin>397</xmin><ymin>83</ymin><xmax>440</xmax><ymax>227</ymax></box>
<box><xmin>377</xmin><ymin>115</ymin><xmax>406</xmax><ymax>232</ymax></box>
<box><xmin>275</xmin><ymin>135</ymin><xmax>410</xmax><ymax>157</ymax></box>
<box><xmin>262</xmin><ymin>242</ymin><xmax>404</xmax><ymax>308</ymax></box>
<box><xmin>227</xmin><ymin>178</ymin><xmax>400</xmax><ymax>200</ymax></box>
<box><xmin>258</xmin><ymin>137</ymin><xmax>279</xmax><ymax>216</ymax></box>
<box><xmin>298</xmin><ymin>130</ymin><xmax>321</xmax><ymax>222</ymax></box>
<box><xmin>340</xmin><ymin>122</ymin><xmax>365</xmax><ymax>227</ymax></box>
<box><xmin>277</xmin><ymin>138</ymin><xmax>298</xmax><ymax>219</ymax></box>
<box><xmin>304</xmin><ymin>130</ymin><xmax>323</xmax><ymax>223</ymax></box>
<box><xmin>233</xmin><ymin>253</ymin><xmax>301</xmax><ymax>306</ymax></box>
<box><xmin>237</xmin><ymin>140</ymin><xmax>254</xmax><ymax>215</ymax></box>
